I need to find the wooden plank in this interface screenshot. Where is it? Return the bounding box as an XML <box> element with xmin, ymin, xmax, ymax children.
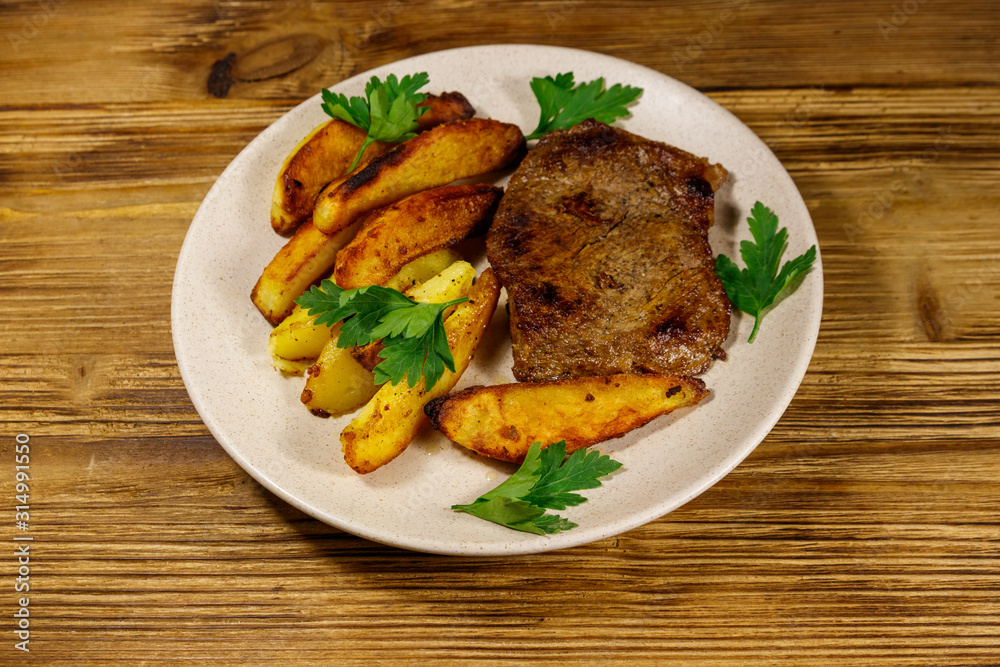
<box><xmin>2</xmin><ymin>0</ymin><xmax>999</xmax><ymax>662</ymax></box>
<box><xmin>1</xmin><ymin>0</ymin><xmax>999</xmax><ymax>105</ymax></box>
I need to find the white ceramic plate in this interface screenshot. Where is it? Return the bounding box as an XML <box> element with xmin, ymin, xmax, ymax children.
<box><xmin>172</xmin><ymin>45</ymin><xmax>822</xmax><ymax>555</ymax></box>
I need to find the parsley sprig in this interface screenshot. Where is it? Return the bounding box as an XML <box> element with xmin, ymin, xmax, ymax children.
<box><xmin>715</xmin><ymin>202</ymin><xmax>817</xmax><ymax>343</ymax></box>
<box><xmin>452</xmin><ymin>441</ymin><xmax>623</xmax><ymax>535</ymax></box>
<box><xmin>295</xmin><ymin>279</ymin><xmax>466</xmax><ymax>388</ymax></box>
<box><xmin>526</xmin><ymin>72</ymin><xmax>643</xmax><ymax>140</ymax></box>
<box><xmin>321</xmin><ymin>72</ymin><xmax>430</xmax><ymax>171</ymax></box>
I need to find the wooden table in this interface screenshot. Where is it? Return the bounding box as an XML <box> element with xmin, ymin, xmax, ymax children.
<box><xmin>2</xmin><ymin>1</ymin><xmax>998</xmax><ymax>663</ymax></box>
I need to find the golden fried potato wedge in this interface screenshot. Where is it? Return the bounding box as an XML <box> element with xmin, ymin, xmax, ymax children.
<box><xmin>300</xmin><ymin>329</ymin><xmax>378</xmax><ymax>418</ymax></box>
<box><xmin>424</xmin><ymin>373</ymin><xmax>709</xmax><ymax>463</ymax></box>
<box><xmin>334</xmin><ymin>184</ymin><xmax>502</xmax><ymax>289</ymax></box>
<box><xmin>313</xmin><ymin>118</ymin><xmax>525</xmax><ymax>234</ymax></box>
<box><xmin>251</xmin><ymin>218</ymin><xmax>362</xmax><ymax>325</ymax></box>
<box><xmin>381</xmin><ymin>248</ymin><xmax>464</xmax><ymax>292</ymax></box>
<box><xmin>268</xmin><ymin>307</ymin><xmax>337</xmax><ymax>375</ymax></box>
<box><xmin>340</xmin><ymin>269</ymin><xmax>501</xmax><ymax>474</ymax></box>
<box><xmin>270</xmin><ymin>92</ymin><xmax>476</xmax><ymax>236</ymax></box>
<box><xmin>269</xmin><ymin>248</ymin><xmax>463</xmax><ymax>374</ymax></box>
<box><xmin>270</xmin><ymin>351</ymin><xmax>314</xmax><ymax>376</ymax></box>
<box><xmin>350</xmin><ymin>260</ymin><xmax>476</xmax><ymax>372</ymax></box>
<box><xmin>298</xmin><ymin>256</ymin><xmax>472</xmax><ymax>412</ymax></box>
<box><xmin>412</xmin><ymin>91</ymin><xmax>475</xmax><ymax>129</ymax></box>
<box><xmin>270</xmin><ymin>123</ymin><xmax>390</xmax><ymax>236</ymax></box>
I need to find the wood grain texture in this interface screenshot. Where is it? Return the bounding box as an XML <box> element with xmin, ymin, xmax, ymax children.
<box><xmin>1</xmin><ymin>0</ymin><xmax>999</xmax><ymax>664</ymax></box>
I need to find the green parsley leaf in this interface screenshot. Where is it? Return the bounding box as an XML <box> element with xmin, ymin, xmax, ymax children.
<box><xmin>294</xmin><ymin>279</ymin><xmax>351</xmax><ymax>329</ymax></box>
<box><xmin>370</xmin><ymin>296</ymin><xmax>466</xmax><ymax>340</ymax></box>
<box><xmin>523</xmin><ymin>443</ymin><xmax>624</xmax><ymax>510</ymax></box>
<box><xmin>526</xmin><ymin>72</ymin><xmax>643</xmax><ymax>141</ymax></box>
<box><xmin>452</xmin><ymin>497</ymin><xmax>554</xmax><ymax>536</ymax></box>
<box><xmin>714</xmin><ymin>202</ymin><xmax>817</xmax><ymax>343</ymax></box>
<box><xmin>294</xmin><ymin>279</ymin><xmax>466</xmax><ymax>388</ymax></box>
<box><xmin>298</xmin><ymin>282</ymin><xmax>414</xmax><ymax>347</ymax></box>
<box><xmin>372</xmin><ymin>335</ymin><xmax>427</xmax><ymax>388</ymax></box>
<box><xmin>528</xmin><ymin>512</ymin><xmax>579</xmax><ymax>534</ymax></box>
<box><xmin>373</xmin><ymin>312</ymin><xmax>457</xmax><ymax>389</ymax></box>
<box><xmin>477</xmin><ymin>442</ymin><xmax>545</xmax><ymax>502</ymax></box>
<box><xmin>320</xmin><ymin>72</ymin><xmax>430</xmax><ymax>171</ymax></box>
<box><xmin>451</xmin><ymin>441</ymin><xmax>623</xmax><ymax>535</ymax></box>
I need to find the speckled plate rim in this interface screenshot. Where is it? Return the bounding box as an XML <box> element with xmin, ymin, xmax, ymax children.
<box><xmin>171</xmin><ymin>44</ymin><xmax>823</xmax><ymax>556</ymax></box>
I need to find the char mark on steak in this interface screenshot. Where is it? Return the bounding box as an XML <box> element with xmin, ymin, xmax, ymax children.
<box><xmin>486</xmin><ymin>119</ymin><xmax>731</xmax><ymax>382</ymax></box>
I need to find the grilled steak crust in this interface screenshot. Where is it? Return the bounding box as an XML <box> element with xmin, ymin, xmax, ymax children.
<box><xmin>486</xmin><ymin>119</ymin><xmax>730</xmax><ymax>382</ymax></box>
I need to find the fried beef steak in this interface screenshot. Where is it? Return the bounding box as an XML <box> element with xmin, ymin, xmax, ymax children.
<box><xmin>486</xmin><ymin>119</ymin><xmax>730</xmax><ymax>382</ymax></box>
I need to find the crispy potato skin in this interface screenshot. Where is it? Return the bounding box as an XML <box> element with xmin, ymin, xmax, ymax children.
<box><xmin>350</xmin><ymin>341</ymin><xmax>385</xmax><ymax>372</ymax></box>
<box><xmin>271</xmin><ymin>122</ymin><xmax>391</xmax><ymax>236</ymax></box>
<box><xmin>251</xmin><ymin>218</ymin><xmax>361</xmax><ymax>325</ymax></box>
<box><xmin>424</xmin><ymin>373</ymin><xmax>709</xmax><ymax>463</ymax></box>
<box><xmin>253</xmin><ymin>214</ymin><xmax>466</xmax><ymax>327</ymax></box>
<box><xmin>340</xmin><ymin>269</ymin><xmax>501</xmax><ymax>474</ymax></box>
<box><xmin>270</xmin><ymin>93</ymin><xmax>476</xmax><ymax>236</ymax></box>
<box><xmin>334</xmin><ymin>184</ymin><xmax>502</xmax><ymax>290</ymax></box>
<box><xmin>313</xmin><ymin>118</ymin><xmax>526</xmax><ymax>234</ymax></box>
<box><xmin>413</xmin><ymin>91</ymin><xmax>475</xmax><ymax>129</ymax></box>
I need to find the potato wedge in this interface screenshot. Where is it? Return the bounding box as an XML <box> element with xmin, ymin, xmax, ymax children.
<box><xmin>349</xmin><ymin>341</ymin><xmax>384</xmax><ymax>374</ymax></box>
<box><xmin>350</xmin><ymin>260</ymin><xmax>477</xmax><ymax>372</ymax></box>
<box><xmin>270</xmin><ymin>122</ymin><xmax>391</xmax><ymax>236</ymax></box>
<box><xmin>381</xmin><ymin>247</ymin><xmax>464</xmax><ymax>293</ymax></box>
<box><xmin>268</xmin><ymin>310</ymin><xmax>336</xmax><ymax>375</ymax></box>
<box><xmin>340</xmin><ymin>268</ymin><xmax>501</xmax><ymax>474</ymax></box>
<box><xmin>412</xmin><ymin>91</ymin><xmax>475</xmax><ymax>129</ymax></box>
<box><xmin>313</xmin><ymin>118</ymin><xmax>525</xmax><ymax>234</ymax></box>
<box><xmin>334</xmin><ymin>184</ymin><xmax>502</xmax><ymax>289</ymax></box>
<box><xmin>300</xmin><ymin>331</ymin><xmax>378</xmax><ymax>418</ymax></box>
<box><xmin>271</xmin><ymin>92</ymin><xmax>476</xmax><ymax>236</ymax></box>
<box><xmin>424</xmin><ymin>373</ymin><xmax>709</xmax><ymax>463</ymax></box>
<box><xmin>251</xmin><ymin>218</ymin><xmax>362</xmax><ymax>325</ymax></box>
<box><xmin>269</xmin><ymin>248</ymin><xmax>463</xmax><ymax>374</ymax></box>
<box><xmin>299</xmin><ymin>257</ymin><xmax>473</xmax><ymax>413</ymax></box>
<box><xmin>302</xmin><ymin>261</ymin><xmax>480</xmax><ymax>419</ymax></box>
